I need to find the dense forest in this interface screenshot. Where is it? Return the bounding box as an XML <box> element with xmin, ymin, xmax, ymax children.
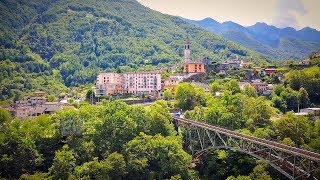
<box><xmin>0</xmin><ymin>0</ymin><xmax>272</xmax><ymax>102</ymax></box>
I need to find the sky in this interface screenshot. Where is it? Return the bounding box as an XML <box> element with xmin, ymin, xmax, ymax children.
<box><xmin>137</xmin><ymin>0</ymin><xmax>320</xmax><ymax>30</ymax></box>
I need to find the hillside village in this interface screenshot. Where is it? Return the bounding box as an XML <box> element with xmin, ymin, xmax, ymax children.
<box><xmin>94</xmin><ymin>37</ymin><xmax>317</xmax><ymax>99</ymax></box>
<box><xmin>5</xmin><ymin>38</ymin><xmax>320</xmax><ymax>120</ymax></box>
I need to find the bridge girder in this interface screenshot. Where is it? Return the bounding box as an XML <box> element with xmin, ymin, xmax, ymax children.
<box><xmin>173</xmin><ymin>118</ymin><xmax>320</xmax><ymax>180</ymax></box>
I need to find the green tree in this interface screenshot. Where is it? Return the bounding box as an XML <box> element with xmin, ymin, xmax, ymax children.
<box><xmin>273</xmin><ymin>112</ymin><xmax>312</xmax><ymax>146</ymax></box>
<box><xmin>226</xmin><ymin>79</ymin><xmax>241</xmax><ymax>95</ymax></box>
<box><xmin>227</xmin><ymin>175</ymin><xmax>251</xmax><ymax>180</ymax></box>
<box><xmin>47</xmin><ymin>94</ymin><xmax>56</xmax><ymax>102</ymax></box>
<box><xmin>175</xmin><ymin>83</ymin><xmax>206</xmax><ymax>110</ymax></box>
<box><xmin>309</xmin><ymin>137</ymin><xmax>320</xmax><ymax>151</ymax></box>
<box><xmin>298</xmin><ymin>87</ymin><xmax>310</xmax><ymax>109</ymax></box>
<box><xmin>124</xmin><ymin>133</ymin><xmax>191</xmax><ymax>179</ymax></box>
<box><xmin>0</xmin><ymin>108</ymin><xmax>11</xmax><ymax>127</ymax></box>
<box><xmin>210</xmin><ymin>80</ymin><xmax>223</xmax><ymax>93</ymax></box>
<box><xmin>74</xmin><ymin>157</ymin><xmax>112</xmax><ymax>179</ymax></box>
<box><xmin>271</xmin><ymin>95</ymin><xmax>287</xmax><ymax>113</ymax></box>
<box><xmin>53</xmin><ymin>109</ymin><xmax>83</xmax><ymax>137</ymax></box>
<box><xmin>286</xmin><ymin>66</ymin><xmax>320</xmax><ymax>103</ymax></box>
<box><xmin>49</xmin><ymin>145</ymin><xmax>76</xmax><ymax>180</ymax></box>
<box><xmin>280</xmin><ymin>88</ymin><xmax>299</xmax><ymax>112</ymax></box>
<box><xmin>93</xmin><ymin>101</ymin><xmax>147</xmax><ymax>155</ymax></box>
<box><xmin>105</xmin><ymin>152</ymin><xmax>126</xmax><ymax>179</ymax></box>
<box><xmin>0</xmin><ymin>117</ymin><xmax>53</xmax><ymax>178</ymax></box>
<box><xmin>282</xmin><ymin>137</ymin><xmax>295</xmax><ymax>146</ymax></box>
<box><xmin>74</xmin><ymin>152</ymin><xmax>125</xmax><ymax>179</ymax></box>
<box><xmin>163</xmin><ymin>89</ymin><xmax>174</xmax><ymax>100</ymax></box>
<box><xmin>243</xmin><ymin>97</ymin><xmax>274</xmax><ymax>128</ymax></box>
<box><xmin>20</xmin><ymin>172</ymin><xmax>48</xmax><ymax>179</ymax></box>
<box><xmin>272</xmin><ymin>84</ymin><xmax>285</xmax><ymax>96</ymax></box>
<box><xmin>243</xmin><ymin>85</ymin><xmax>257</xmax><ymax>98</ymax></box>
<box><xmin>249</xmin><ymin>164</ymin><xmax>272</xmax><ymax>180</ymax></box>
<box><xmin>146</xmin><ymin>101</ymin><xmax>175</xmax><ymax>136</ymax></box>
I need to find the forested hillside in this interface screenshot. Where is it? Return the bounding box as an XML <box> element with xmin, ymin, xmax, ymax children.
<box><xmin>0</xmin><ymin>0</ymin><xmax>270</xmax><ymax>101</ymax></box>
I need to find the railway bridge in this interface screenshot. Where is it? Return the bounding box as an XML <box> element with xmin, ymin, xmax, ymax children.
<box><xmin>172</xmin><ymin>116</ymin><xmax>320</xmax><ymax>180</ymax></box>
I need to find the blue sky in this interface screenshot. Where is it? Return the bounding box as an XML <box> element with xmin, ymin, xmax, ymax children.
<box><xmin>137</xmin><ymin>0</ymin><xmax>320</xmax><ymax>30</ymax></box>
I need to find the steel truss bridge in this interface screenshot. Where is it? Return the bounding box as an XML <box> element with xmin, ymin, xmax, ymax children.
<box><xmin>172</xmin><ymin>117</ymin><xmax>320</xmax><ymax>180</ymax></box>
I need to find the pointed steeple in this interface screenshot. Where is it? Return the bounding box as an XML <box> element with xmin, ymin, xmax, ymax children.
<box><xmin>184</xmin><ymin>36</ymin><xmax>191</xmax><ymax>62</ymax></box>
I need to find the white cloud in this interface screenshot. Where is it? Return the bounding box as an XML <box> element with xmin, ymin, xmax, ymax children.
<box><xmin>272</xmin><ymin>0</ymin><xmax>307</xmax><ymax>29</ymax></box>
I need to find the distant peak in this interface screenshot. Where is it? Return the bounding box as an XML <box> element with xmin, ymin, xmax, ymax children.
<box><xmin>253</xmin><ymin>22</ymin><xmax>268</xmax><ymax>26</ymax></box>
<box><xmin>223</xmin><ymin>21</ymin><xmax>238</xmax><ymax>25</ymax></box>
<box><xmin>283</xmin><ymin>27</ymin><xmax>295</xmax><ymax>30</ymax></box>
<box><xmin>200</xmin><ymin>17</ymin><xmax>219</xmax><ymax>23</ymax></box>
<box><xmin>300</xmin><ymin>27</ymin><xmax>316</xmax><ymax>31</ymax></box>
<box><xmin>202</xmin><ymin>17</ymin><xmax>213</xmax><ymax>21</ymax></box>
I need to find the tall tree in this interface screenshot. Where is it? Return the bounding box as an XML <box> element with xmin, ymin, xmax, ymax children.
<box><xmin>271</xmin><ymin>95</ymin><xmax>287</xmax><ymax>113</ymax></box>
<box><xmin>175</xmin><ymin>83</ymin><xmax>206</xmax><ymax>110</ymax></box>
<box><xmin>273</xmin><ymin>113</ymin><xmax>312</xmax><ymax>146</ymax></box>
<box><xmin>124</xmin><ymin>133</ymin><xmax>192</xmax><ymax>179</ymax></box>
<box><xmin>0</xmin><ymin>108</ymin><xmax>11</xmax><ymax>127</ymax></box>
<box><xmin>298</xmin><ymin>87</ymin><xmax>310</xmax><ymax>109</ymax></box>
<box><xmin>226</xmin><ymin>79</ymin><xmax>241</xmax><ymax>95</ymax></box>
<box><xmin>48</xmin><ymin>145</ymin><xmax>76</xmax><ymax>179</ymax></box>
<box><xmin>243</xmin><ymin>85</ymin><xmax>258</xmax><ymax>98</ymax></box>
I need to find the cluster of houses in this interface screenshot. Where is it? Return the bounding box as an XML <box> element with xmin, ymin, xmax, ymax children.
<box><xmin>94</xmin><ymin>37</ymin><xmax>284</xmax><ymax>98</ymax></box>
<box><xmin>239</xmin><ymin>80</ymin><xmax>274</xmax><ymax>95</ymax></box>
<box><xmin>5</xmin><ymin>91</ymin><xmax>64</xmax><ymax>119</ymax></box>
<box><xmin>94</xmin><ymin>37</ymin><xmax>207</xmax><ymax>98</ymax></box>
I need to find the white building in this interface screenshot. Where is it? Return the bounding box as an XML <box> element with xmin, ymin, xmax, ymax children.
<box><xmin>123</xmin><ymin>71</ymin><xmax>161</xmax><ymax>96</ymax></box>
<box><xmin>95</xmin><ymin>71</ymin><xmax>162</xmax><ymax>97</ymax></box>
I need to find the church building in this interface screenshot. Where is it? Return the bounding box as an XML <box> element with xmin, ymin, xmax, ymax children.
<box><xmin>182</xmin><ymin>37</ymin><xmax>205</xmax><ymax>73</ymax></box>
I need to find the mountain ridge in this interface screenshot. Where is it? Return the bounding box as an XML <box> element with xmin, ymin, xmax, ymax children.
<box><xmin>184</xmin><ymin>17</ymin><xmax>320</xmax><ymax>60</ymax></box>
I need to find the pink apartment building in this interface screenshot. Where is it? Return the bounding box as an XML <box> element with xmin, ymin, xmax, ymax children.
<box><xmin>95</xmin><ymin>71</ymin><xmax>161</xmax><ymax>97</ymax></box>
<box><xmin>95</xmin><ymin>73</ymin><xmax>126</xmax><ymax>96</ymax></box>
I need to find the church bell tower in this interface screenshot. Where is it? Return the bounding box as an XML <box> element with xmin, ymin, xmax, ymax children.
<box><xmin>184</xmin><ymin>36</ymin><xmax>191</xmax><ymax>62</ymax></box>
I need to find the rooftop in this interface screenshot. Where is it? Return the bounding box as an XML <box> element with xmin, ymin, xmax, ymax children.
<box><xmin>123</xmin><ymin>70</ymin><xmax>161</xmax><ymax>74</ymax></box>
<box><xmin>301</xmin><ymin>108</ymin><xmax>320</xmax><ymax>111</ymax></box>
<box><xmin>294</xmin><ymin>112</ymin><xmax>309</xmax><ymax>116</ymax></box>
<box><xmin>183</xmin><ymin>60</ymin><xmax>204</xmax><ymax>65</ymax></box>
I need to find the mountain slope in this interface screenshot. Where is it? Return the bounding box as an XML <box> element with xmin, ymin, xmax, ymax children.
<box><xmin>0</xmin><ymin>0</ymin><xmax>270</xmax><ymax>101</ymax></box>
<box><xmin>185</xmin><ymin>18</ymin><xmax>320</xmax><ymax>60</ymax></box>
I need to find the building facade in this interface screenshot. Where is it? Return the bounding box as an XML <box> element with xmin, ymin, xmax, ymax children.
<box><xmin>183</xmin><ymin>62</ymin><xmax>205</xmax><ymax>73</ymax></box>
<box><xmin>182</xmin><ymin>37</ymin><xmax>205</xmax><ymax>73</ymax></box>
<box><xmin>95</xmin><ymin>73</ymin><xmax>126</xmax><ymax>96</ymax></box>
<box><xmin>95</xmin><ymin>71</ymin><xmax>161</xmax><ymax>97</ymax></box>
<box><xmin>124</xmin><ymin>71</ymin><xmax>161</xmax><ymax>96</ymax></box>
